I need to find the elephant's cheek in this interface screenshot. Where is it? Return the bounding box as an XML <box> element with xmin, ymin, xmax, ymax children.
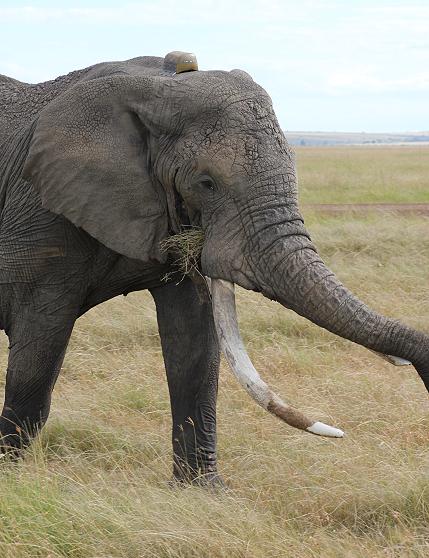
<box><xmin>201</xmin><ymin>244</ymin><xmax>257</xmax><ymax>291</ymax></box>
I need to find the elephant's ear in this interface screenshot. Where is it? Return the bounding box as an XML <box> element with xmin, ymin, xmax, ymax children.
<box><xmin>23</xmin><ymin>75</ymin><xmax>172</xmax><ymax>262</ymax></box>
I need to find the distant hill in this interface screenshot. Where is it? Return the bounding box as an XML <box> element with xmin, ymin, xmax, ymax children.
<box><xmin>285</xmin><ymin>131</ymin><xmax>429</xmax><ymax>146</ymax></box>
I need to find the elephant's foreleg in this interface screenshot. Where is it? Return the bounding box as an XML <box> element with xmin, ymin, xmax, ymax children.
<box><xmin>0</xmin><ymin>293</ymin><xmax>77</xmax><ymax>454</ymax></box>
<box><xmin>150</xmin><ymin>277</ymin><xmax>221</xmax><ymax>486</ymax></box>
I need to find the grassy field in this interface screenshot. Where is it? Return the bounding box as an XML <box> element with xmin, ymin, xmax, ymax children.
<box><xmin>296</xmin><ymin>146</ymin><xmax>429</xmax><ymax>204</ymax></box>
<box><xmin>0</xmin><ymin>147</ymin><xmax>428</xmax><ymax>557</ymax></box>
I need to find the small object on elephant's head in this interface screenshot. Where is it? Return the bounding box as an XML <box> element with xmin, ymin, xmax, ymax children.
<box><xmin>163</xmin><ymin>51</ymin><xmax>198</xmax><ymax>74</ymax></box>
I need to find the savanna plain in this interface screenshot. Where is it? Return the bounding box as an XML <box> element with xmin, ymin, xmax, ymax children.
<box><xmin>0</xmin><ymin>146</ymin><xmax>428</xmax><ymax>558</ymax></box>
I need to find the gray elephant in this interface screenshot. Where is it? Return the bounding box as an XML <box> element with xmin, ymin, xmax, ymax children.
<box><xmin>0</xmin><ymin>51</ymin><xmax>427</xmax><ymax>486</ymax></box>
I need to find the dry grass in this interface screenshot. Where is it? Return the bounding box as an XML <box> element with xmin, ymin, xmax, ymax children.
<box><xmin>0</xmin><ymin>148</ymin><xmax>428</xmax><ymax>556</ymax></box>
<box><xmin>160</xmin><ymin>228</ymin><xmax>205</xmax><ymax>280</ymax></box>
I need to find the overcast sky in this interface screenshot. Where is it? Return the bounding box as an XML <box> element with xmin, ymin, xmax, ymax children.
<box><xmin>1</xmin><ymin>0</ymin><xmax>428</xmax><ymax>132</ymax></box>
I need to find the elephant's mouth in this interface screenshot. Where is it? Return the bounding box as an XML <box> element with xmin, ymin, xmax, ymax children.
<box><xmin>209</xmin><ymin>278</ymin><xmax>345</xmax><ymax>438</ymax></box>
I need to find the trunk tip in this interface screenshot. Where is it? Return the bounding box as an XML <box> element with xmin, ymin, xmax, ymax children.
<box><xmin>307</xmin><ymin>421</ymin><xmax>344</xmax><ymax>438</ymax></box>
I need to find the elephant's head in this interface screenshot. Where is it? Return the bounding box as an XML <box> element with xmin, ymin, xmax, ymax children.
<box><xmin>23</xmin><ymin>52</ymin><xmax>429</xmax><ymax>436</ymax></box>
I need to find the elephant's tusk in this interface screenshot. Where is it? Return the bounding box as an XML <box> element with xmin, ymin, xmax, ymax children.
<box><xmin>210</xmin><ymin>278</ymin><xmax>344</xmax><ymax>438</ymax></box>
<box><xmin>371</xmin><ymin>350</ymin><xmax>411</xmax><ymax>366</ymax></box>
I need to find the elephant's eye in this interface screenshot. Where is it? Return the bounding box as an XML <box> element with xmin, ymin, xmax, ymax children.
<box><xmin>198</xmin><ymin>177</ymin><xmax>216</xmax><ymax>192</ymax></box>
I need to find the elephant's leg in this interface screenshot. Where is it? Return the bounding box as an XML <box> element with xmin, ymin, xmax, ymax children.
<box><xmin>150</xmin><ymin>277</ymin><xmax>221</xmax><ymax>486</ymax></box>
<box><xmin>0</xmin><ymin>292</ymin><xmax>77</xmax><ymax>455</ymax></box>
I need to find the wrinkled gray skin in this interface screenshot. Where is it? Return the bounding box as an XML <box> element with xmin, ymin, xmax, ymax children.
<box><xmin>0</xmin><ymin>56</ymin><xmax>428</xmax><ymax>486</ymax></box>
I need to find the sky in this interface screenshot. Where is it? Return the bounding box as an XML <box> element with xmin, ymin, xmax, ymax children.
<box><xmin>1</xmin><ymin>0</ymin><xmax>428</xmax><ymax>132</ymax></box>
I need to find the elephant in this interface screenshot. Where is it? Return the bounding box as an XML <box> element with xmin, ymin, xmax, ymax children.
<box><xmin>0</xmin><ymin>51</ymin><xmax>428</xmax><ymax>486</ymax></box>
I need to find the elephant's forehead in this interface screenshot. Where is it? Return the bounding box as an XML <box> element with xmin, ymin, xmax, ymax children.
<box><xmin>182</xmin><ymin>98</ymin><xmax>282</xmax><ymax>150</ymax></box>
<box><xmin>177</xmin><ymin>130</ymin><xmax>292</xmax><ymax>183</ymax></box>
<box><xmin>175</xmin><ymin>71</ymin><xmax>271</xmax><ymax>113</ymax></box>
<box><xmin>187</xmin><ymin>109</ymin><xmax>289</xmax><ymax>164</ymax></box>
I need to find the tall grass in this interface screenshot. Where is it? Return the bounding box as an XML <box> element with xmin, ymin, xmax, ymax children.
<box><xmin>0</xmin><ymin>148</ymin><xmax>428</xmax><ymax>556</ymax></box>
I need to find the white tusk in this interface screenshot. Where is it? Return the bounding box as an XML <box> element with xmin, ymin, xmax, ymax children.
<box><xmin>307</xmin><ymin>421</ymin><xmax>344</xmax><ymax>437</ymax></box>
<box><xmin>371</xmin><ymin>350</ymin><xmax>411</xmax><ymax>366</ymax></box>
<box><xmin>210</xmin><ymin>278</ymin><xmax>344</xmax><ymax>438</ymax></box>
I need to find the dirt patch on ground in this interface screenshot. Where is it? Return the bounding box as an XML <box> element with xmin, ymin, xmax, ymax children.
<box><xmin>302</xmin><ymin>203</ymin><xmax>429</xmax><ymax>215</ymax></box>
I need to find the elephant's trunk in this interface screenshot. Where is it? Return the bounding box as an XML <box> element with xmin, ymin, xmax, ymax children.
<box><xmin>259</xmin><ymin>237</ymin><xmax>429</xmax><ymax>391</ymax></box>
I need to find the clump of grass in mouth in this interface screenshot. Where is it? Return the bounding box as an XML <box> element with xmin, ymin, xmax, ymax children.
<box><xmin>160</xmin><ymin>228</ymin><xmax>205</xmax><ymax>280</ymax></box>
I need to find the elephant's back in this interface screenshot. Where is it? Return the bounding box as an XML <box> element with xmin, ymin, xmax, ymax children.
<box><xmin>0</xmin><ymin>76</ymin><xmax>30</xmax><ymax>145</ymax></box>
